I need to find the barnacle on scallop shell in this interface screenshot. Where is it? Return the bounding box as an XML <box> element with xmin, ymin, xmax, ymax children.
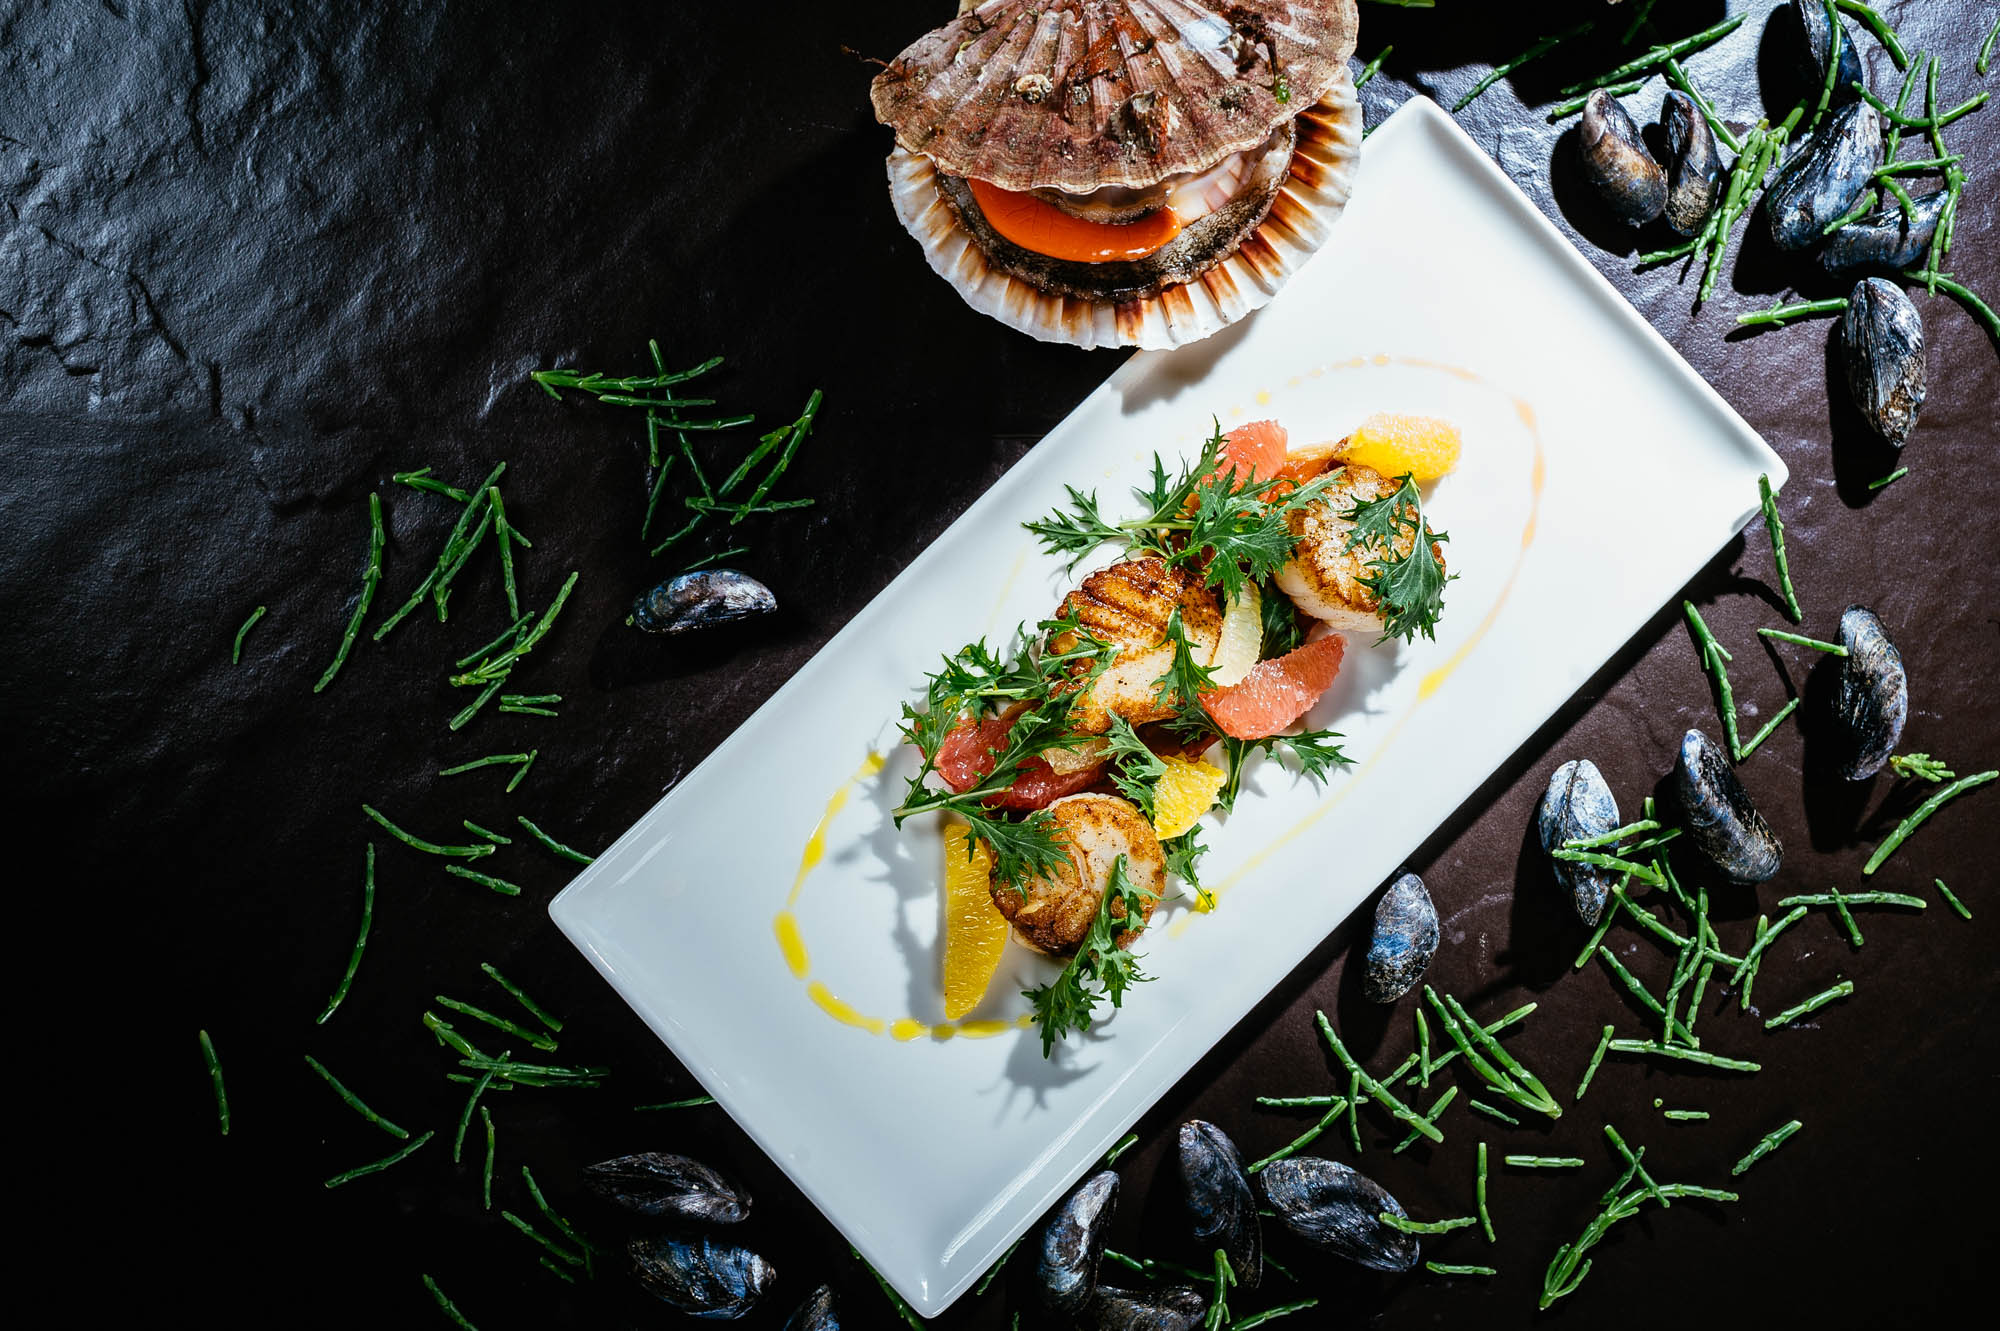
<box><xmin>871</xmin><ymin>0</ymin><xmax>1360</xmax><ymax>196</ymax></box>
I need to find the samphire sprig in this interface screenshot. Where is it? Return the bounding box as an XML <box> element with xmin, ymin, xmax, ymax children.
<box><xmin>892</xmin><ymin>612</ymin><xmax>1120</xmax><ymax>895</ymax></box>
<box><xmin>530</xmin><ymin>351</ymin><xmax>724</xmax><ymax>402</ymax></box>
<box><xmin>1024</xmin><ymin>421</ymin><xmax>1344</xmax><ymax>606</ymax></box>
<box><xmin>1340</xmin><ymin>473</ymin><xmax>1453</xmax><ymax>644</ymax></box>
<box><xmin>1025</xmin><ymin>854</ymin><xmax>1159</xmax><ymax>1055</ymax></box>
<box><xmin>533</xmin><ymin>342</ymin><xmax>824</xmax><ymax>567</ymax></box>
<box><xmin>1557</xmin><ymin>13</ymin><xmax>1746</xmax><ymax>98</ymax></box>
<box><xmin>1422</xmin><ymin>986</ymin><xmax>1562</xmax><ymax>1120</ymax></box>
<box><xmin>446</xmin><ymin>572</ymin><xmax>581</xmax><ymax>731</ymax></box>
<box><xmin>1758</xmin><ymin>473</ymin><xmax>1803</xmax><ymax>621</ymax></box>
<box><xmin>1540</xmin><ymin>1177</ymin><xmax>1737</xmax><ymax>1308</ymax></box>
<box><xmin>1888</xmin><ymin>752</ymin><xmax>1952</xmax><ymax>782</ymax></box>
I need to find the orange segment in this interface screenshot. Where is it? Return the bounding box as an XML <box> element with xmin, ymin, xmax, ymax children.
<box><xmin>942</xmin><ymin>824</ymin><xmax>1008</xmax><ymax>1021</ymax></box>
<box><xmin>1339</xmin><ymin>413</ymin><xmax>1462</xmax><ymax>482</ymax></box>
<box><xmin>967</xmin><ymin>179</ymin><xmax>1181</xmax><ymax>263</ymax></box>
<box><xmin>1152</xmin><ymin>756</ymin><xmax>1228</xmax><ymax>840</ymax></box>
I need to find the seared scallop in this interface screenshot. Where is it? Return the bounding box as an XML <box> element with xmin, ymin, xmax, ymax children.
<box><xmin>1273</xmin><ymin>464</ymin><xmax>1444</xmax><ymax>634</ymax></box>
<box><xmin>1048</xmin><ymin>557</ymin><xmax>1222</xmax><ymax>736</ymax></box>
<box><xmin>991</xmin><ymin>794</ymin><xmax>1165</xmax><ymax>956</ymax></box>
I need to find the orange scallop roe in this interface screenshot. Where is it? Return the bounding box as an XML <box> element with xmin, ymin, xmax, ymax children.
<box><xmin>966</xmin><ymin>178</ymin><xmax>1182</xmax><ymax>263</ymax></box>
<box><xmin>1338</xmin><ymin>413</ymin><xmax>1463</xmax><ymax>482</ymax></box>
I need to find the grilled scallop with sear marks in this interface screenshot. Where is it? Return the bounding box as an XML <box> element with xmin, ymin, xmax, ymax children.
<box><xmin>992</xmin><ymin>794</ymin><xmax>1165</xmax><ymax>955</ymax></box>
<box><xmin>1049</xmin><ymin>557</ymin><xmax>1222</xmax><ymax>735</ymax></box>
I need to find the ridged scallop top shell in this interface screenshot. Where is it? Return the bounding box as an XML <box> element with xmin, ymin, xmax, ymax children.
<box><xmin>871</xmin><ymin>0</ymin><xmax>1359</xmax><ymax>194</ymax></box>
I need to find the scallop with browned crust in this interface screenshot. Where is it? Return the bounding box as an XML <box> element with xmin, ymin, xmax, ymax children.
<box><xmin>1049</xmin><ymin>557</ymin><xmax>1222</xmax><ymax>736</ymax></box>
<box><xmin>1274</xmin><ymin>463</ymin><xmax>1445</xmax><ymax>634</ymax></box>
<box><xmin>991</xmin><ymin>794</ymin><xmax>1165</xmax><ymax>956</ymax></box>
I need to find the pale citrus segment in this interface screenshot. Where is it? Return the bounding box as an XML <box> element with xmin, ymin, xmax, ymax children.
<box><xmin>1205</xmin><ymin>582</ymin><xmax>1262</xmax><ymax>687</ymax></box>
<box><xmin>1151</xmin><ymin>756</ymin><xmax>1228</xmax><ymax>840</ymax></box>
<box><xmin>942</xmin><ymin>825</ymin><xmax>1008</xmax><ymax>1020</ymax></box>
<box><xmin>1339</xmin><ymin>412</ymin><xmax>1462</xmax><ymax>482</ymax></box>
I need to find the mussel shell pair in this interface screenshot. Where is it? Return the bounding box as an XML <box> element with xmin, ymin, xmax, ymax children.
<box><xmin>1768</xmin><ymin>102</ymin><xmax>1881</xmax><ymax>251</ymax></box>
<box><xmin>1538</xmin><ymin>759</ymin><xmax>1620</xmax><ymax>925</ymax></box>
<box><xmin>1842</xmin><ymin>278</ymin><xmax>1926</xmax><ymax>447</ymax></box>
<box><xmin>1580</xmin><ymin>90</ymin><xmax>1719</xmax><ymax>235</ymax></box>
<box><xmin>590</xmin><ymin>1152</ymin><xmax>767</xmax><ymax>1319</ymax></box>
<box><xmin>629</xmin><ymin>1234</ymin><xmax>775</xmax><ymax>1320</ymax></box>
<box><xmin>1831</xmin><ymin>605</ymin><xmax>1908</xmax><ymax>780</ymax></box>
<box><xmin>1260</xmin><ymin>1156</ymin><xmax>1421</xmax><ymax>1272</ymax></box>
<box><xmin>1362</xmin><ymin>871</ymin><xmax>1439</xmax><ymax>1003</ymax></box>
<box><xmin>630</xmin><ymin>569</ymin><xmax>777</xmax><ymax>634</ymax></box>
<box><xmin>1675</xmin><ymin>730</ymin><xmax>1783</xmax><ymax>884</ymax></box>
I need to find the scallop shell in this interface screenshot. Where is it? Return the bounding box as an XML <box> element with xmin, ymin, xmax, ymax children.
<box><xmin>872</xmin><ymin>0</ymin><xmax>1360</xmax><ymax>195</ymax></box>
<box><xmin>885</xmin><ymin>71</ymin><xmax>1360</xmax><ymax>350</ymax></box>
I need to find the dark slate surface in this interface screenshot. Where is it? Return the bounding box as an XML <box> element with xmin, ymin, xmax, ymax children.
<box><xmin>8</xmin><ymin>1</ymin><xmax>1997</xmax><ymax>1326</ymax></box>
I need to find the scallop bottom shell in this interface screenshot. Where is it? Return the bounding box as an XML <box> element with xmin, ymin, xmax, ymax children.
<box><xmin>885</xmin><ymin>69</ymin><xmax>1361</xmax><ymax>351</ymax></box>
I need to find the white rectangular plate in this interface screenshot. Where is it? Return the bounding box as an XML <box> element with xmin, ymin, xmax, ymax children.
<box><xmin>551</xmin><ymin>96</ymin><xmax>1782</xmax><ymax>1317</ymax></box>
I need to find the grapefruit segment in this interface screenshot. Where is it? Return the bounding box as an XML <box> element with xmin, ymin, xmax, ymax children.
<box><xmin>1200</xmin><ymin>635</ymin><xmax>1347</xmax><ymax>740</ymax></box>
<box><xmin>1217</xmin><ymin>419</ymin><xmax>1290</xmax><ymax>483</ymax></box>
<box><xmin>935</xmin><ymin>710</ymin><xmax>1016</xmax><ymax>793</ymax></box>
<box><xmin>990</xmin><ymin>758</ymin><xmax>1103</xmax><ymax>811</ymax></box>
<box><xmin>934</xmin><ymin>707</ymin><xmax>1104</xmax><ymax>811</ymax></box>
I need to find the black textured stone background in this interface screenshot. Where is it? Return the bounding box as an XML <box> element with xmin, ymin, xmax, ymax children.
<box><xmin>8</xmin><ymin>1</ymin><xmax>1998</xmax><ymax>1326</ymax></box>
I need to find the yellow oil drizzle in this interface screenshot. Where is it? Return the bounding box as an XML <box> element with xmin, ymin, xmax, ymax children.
<box><xmin>808</xmin><ymin>982</ymin><xmax>885</xmax><ymax>1035</ymax></box>
<box><xmin>773</xmin><ymin>911</ymin><xmax>809</xmax><ymax>978</ymax></box>
<box><xmin>959</xmin><ymin>1016</ymin><xmax>1034</xmax><ymax>1038</ymax></box>
<box><xmin>1418</xmin><ymin>402</ymin><xmax>1546</xmax><ymax>701</ymax></box>
<box><xmin>786</xmin><ymin>753</ymin><xmax>883</xmax><ymax>909</ymax></box>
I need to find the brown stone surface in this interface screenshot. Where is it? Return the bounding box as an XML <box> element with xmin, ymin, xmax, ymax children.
<box><xmin>7</xmin><ymin>2</ymin><xmax>1994</xmax><ymax>1325</ymax></box>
